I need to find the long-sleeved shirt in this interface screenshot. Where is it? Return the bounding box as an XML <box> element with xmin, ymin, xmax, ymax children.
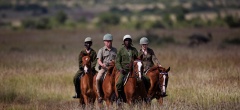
<box><xmin>116</xmin><ymin>46</ymin><xmax>138</xmax><ymax>71</ymax></box>
<box><xmin>139</xmin><ymin>47</ymin><xmax>160</xmax><ymax>70</ymax></box>
<box><xmin>78</xmin><ymin>48</ymin><xmax>97</xmax><ymax>70</ymax></box>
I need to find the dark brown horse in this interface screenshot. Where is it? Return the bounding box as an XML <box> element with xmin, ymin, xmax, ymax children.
<box><xmin>114</xmin><ymin>59</ymin><xmax>147</xmax><ymax>105</ymax></box>
<box><xmin>93</xmin><ymin>61</ymin><xmax>116</xmax><ymax>107</ymax></box>
<box><xmin>145</xmin><ymin>66</ymin><xmax>170</xmax><ymax>105</ymax></box>
<box><xmin>79</xmin><ymin>54</ymin><xmax>96</xmax><ymax>106</ymax></box>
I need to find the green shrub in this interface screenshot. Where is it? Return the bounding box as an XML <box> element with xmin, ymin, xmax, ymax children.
<box><xmin>54</xmin><ymin>11</ymin><xmax>68</xmax><ymax>24</ymax></box>
<box><xmin>224</xmin><ymin>16</ymin><xmax>240</xmax><ymax>28</ymax></box>
<box><xmin>97</xmin><ymin>13</ymin><xmax>120</xmax><ymax>26</ymax></box>
<box><xmin>223</xmin><ymin>37</ymin><xmax>240</xmax><ymax>45</ymax></box>
<box><xmin>21</xmin><ymin>17</ymin><xmax>51</xmax><ymax>29</ymax></box>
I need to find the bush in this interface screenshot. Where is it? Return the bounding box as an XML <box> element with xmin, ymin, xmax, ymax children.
<box><xmin>21</xmin><ymin>17</ymin><xmax>51</xmax><ymax>29</ymax></box>
<box><xmin>54</xmin><ymin>11</ymin><xmax>68</xmax><ymax>24</ymax></box>
<box><xmin>98</xmin><ymin>13</ymin><xmax>120</xmax><ymax>26</ymax></box>
<box><xmin>223</xmin><ymin>37</ymin><xmax>240</xmax><ymax>45</ymax></box>
<box><xmin>150</xmin><ymin>21</ymin><xmax>165</xmax><ymax>29</ymax></box>
<box><xmin>224</xmin><ymin>16</ymin><xmax>240</xmax><ymax>28</ymax></box>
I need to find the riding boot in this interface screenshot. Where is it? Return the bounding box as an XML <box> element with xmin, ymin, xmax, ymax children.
<box><xmin>142</xmin><ymin>75</ymin><xmax>150</xmax><ymax>91</ymax></box>
<box><xmin>116</xmin><ymin>91</ymin><xmax>123</xmax><ymax>105</ymax></box>
<box><xmin>96</xmin><ymin>80</ymin><xmax>103</xmax><ymax>103</ymax></box>
<box><xmin>73</xmin><ymin>77</ymin><xmax>81</xmax><ymax>98</ymax></box>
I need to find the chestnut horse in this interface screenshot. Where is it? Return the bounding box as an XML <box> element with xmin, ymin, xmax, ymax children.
<box><xmin>145</xmin><ymin>66</ymin><xmax>170</xmax><ymax>105</ymax></box>
<box><xmin>114</xmin><ymin>59</ymin><xmax>147</xmax><ymax>105</ymax></box>
<box><xmin>93</xmin><ymin>61</ymin><xmax>116</xmax><ymax>107</ymax></box>
<box><xmin>79</xmin><ymin>54</ymin><xmax>96</xmax><ymax>106</ymax></box>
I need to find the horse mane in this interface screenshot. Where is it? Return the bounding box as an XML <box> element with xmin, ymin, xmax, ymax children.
<box><xmin>148</xmin><ymin>65</ymin><xmax>159</xmax><ymax>72</ymax></box>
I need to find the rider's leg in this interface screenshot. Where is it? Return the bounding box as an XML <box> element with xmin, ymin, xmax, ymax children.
<box><xmin>73</xmin><ymin>70</ymin><xmax>83</xmax><ymax>98</ymax></box>
<box><xmin>142</xmin><ymin>74</ymin><xmax>150</xmax><ymax>90</ymax></box>
<box><xmin>116</xmin><ymin>73</ymin><xmax>125</xmax><ymax>102</ymax></box>
<box><xmin>96</xmin><ymin>68</ymin><xmax>105</xmax><ymax>101</ymax></box>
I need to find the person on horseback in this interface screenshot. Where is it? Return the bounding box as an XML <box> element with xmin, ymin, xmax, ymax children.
<box><xmin>139</xmin><ymin>37</ymin><xmax>162</xmax><ymax>71</ymax></box>
<box><xmin>73</xmin><ymin>37</ymin><xmax>97</xmax><ymax>98</ymax></box>
<box><xmin>96</xmin><ymin>33</ymin><xmax>117</xmax><ymax>102</ymax></box>
<box><xmin>115</xmin><ymin>35</ymin><xmax>138</xmax><ymax>103</ymax></box>
<box><xmin>138</xmin><ymin>37</ymin><xmax>162</xmax><ymax>90</ymax></box>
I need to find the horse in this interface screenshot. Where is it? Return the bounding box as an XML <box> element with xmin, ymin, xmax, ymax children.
<box><xmin>114</xmin><ymin>59</ymin><xmax>147</xmax><ymax>105</ymax></box>
<box><xmin>79</xmin><ymin>54</ymin><xmax>96</xmax><ymax>107</ymax></box>
<box><xmin>93</xmin><ymin>61</ymin><xmax>116</xmax><ymax>107</ymax></box>
<box><xmin>145</xmin><ymin>66</ymin><xmax>170</xmax><ymax>105</ymax></box>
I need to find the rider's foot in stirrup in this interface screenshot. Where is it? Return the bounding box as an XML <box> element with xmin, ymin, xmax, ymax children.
<box><xmin>98</xmin><ymin>97</ymin><xmax>103</xmax><ymax>103</ymax></box>
<box><xmin>116</xmin><ymin>98</ymin><xmax>122</xmax><ymax>105</ymax></box>
<box><xmin>72</xmin><ymin>94</ymin><xmax>80</xmax><ymax>98</ymax></box>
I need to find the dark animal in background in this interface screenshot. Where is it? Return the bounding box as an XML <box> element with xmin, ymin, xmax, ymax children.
<box><xmin>188</xmin><ymin>32</ymin><xmax>212</xmax><ymax>47</ymax></box>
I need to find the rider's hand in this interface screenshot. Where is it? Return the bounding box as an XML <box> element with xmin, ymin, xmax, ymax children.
<box><xmin>101</xmin><ymin>64</ymin><xmax>107</xmax><ymax>69</ymax></box>
<box><xmin>158</xmin><ymin>64</ymin><xmax>162</xmax><ymax>67</ymax></box>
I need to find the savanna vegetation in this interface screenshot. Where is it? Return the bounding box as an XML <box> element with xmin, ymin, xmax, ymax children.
<box><xmin>0</xmin><ymin>0</ymin><xmax>240</xmax><ymax>109</ymax></box>
<box><xmin>0</xmin><ymin>27</ymin><xmax>239</xmax><ymax>109</ymax></box>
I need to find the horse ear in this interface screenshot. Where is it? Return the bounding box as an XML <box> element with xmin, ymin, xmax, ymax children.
<box><xmin>166</xmin><ymin>67</ymin><xmax>170</xmax><ymax>72</ymax></box>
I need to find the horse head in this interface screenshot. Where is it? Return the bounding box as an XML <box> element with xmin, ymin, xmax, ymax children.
<box><xmin>106</xmin><ymin>60</ymin><xmax>115</xmax><ymax>74</ymax></box>
<box><xmin>81</xmin><ymin>53</ymin><xmax>91</xmax><ymax>74</ymax></box>
<box><xmin>130</xmin><ymin>59</ymin><xmax>144</xmax><ymax>80</ymax></box>
<box><xmin>157</xmin><ymin>67</ymin><xmax>170</xmax><ymax>96</ymax></box>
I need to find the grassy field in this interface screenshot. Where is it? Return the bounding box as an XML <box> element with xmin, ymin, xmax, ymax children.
<box><xmin>0</xmin><ymin>27</ymin><xmax>239</xmax><ymax>110</ymax></box>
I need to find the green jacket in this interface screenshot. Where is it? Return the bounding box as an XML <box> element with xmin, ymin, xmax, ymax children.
<box><xmin>78</xmin><ymin>48</ymin><xmax>97</xmax><ymax>70</ymax></box>
<box><xmin>116</xmin><ymin>46</ymin><xmax>138</xmax><ymax>71</ymax></box>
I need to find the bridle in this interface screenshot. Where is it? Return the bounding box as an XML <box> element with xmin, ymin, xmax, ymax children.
<box><xmin>128</xmin><ymin>60</ymin><xmax>143</xmax><ymax>79</ymax></box>
<box><xmin>158</xmin><ymin>69</ymin><xmax>168</xmax><ymax>92</ymax></box>
<box><xmin>82</xmin><ymin>56</ymin><xmax>91</xmax><ymax>74</ymax></box>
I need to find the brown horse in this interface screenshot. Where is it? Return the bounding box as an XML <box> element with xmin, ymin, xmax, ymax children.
<box><xmin>114</xmin><ymin>59</ymin><xmax>147</xmax><ymax>105</ymax></box>
<box><xmin>79</xmin><ymin>54</ymin><xmax>96</xmax><ymax>107</ymax></box>
<box><xmin>93</xmin><ymin>61</ymin><xmax>116</xmax><ymax>107</ymax></box>
<box><xmin>145</xmin><ymin>66</ymin><xmax>170</xmax><ymax>105</ymax></box>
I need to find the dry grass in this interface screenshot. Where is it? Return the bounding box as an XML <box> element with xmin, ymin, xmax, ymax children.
<box><xmin>0</xmin><ymin>27</ymin><xmax>239</xmax><ymax>110</ymax></box>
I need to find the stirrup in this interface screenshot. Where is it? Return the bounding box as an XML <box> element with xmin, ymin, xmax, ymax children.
<box><xmin>98</xmin><ymin>97</ymin><xmax>103</xmax><ymax>103</ymax></box>
<box><xmin>116</xmin><ymin>98</ymin><xmax>122</xmax><ymax>105</ymax></box>
<box><xmin>72</xmin><ymin>94</ymin><xmax>80</xmax><ymax>98</ymax></box>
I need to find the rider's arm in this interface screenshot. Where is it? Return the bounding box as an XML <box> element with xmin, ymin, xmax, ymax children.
<box><xmin>97</xmin><ymin>48</ymin><xmax>105</xmax><ymax>68</ymax></box>
<box><xmin>91</xmin><ymin>50</ymin><xmax>97</xmax><ymax>69</ymax></box>
<box><xmin>151</xmin><ymin>50</ymin><xmax>161</xmax><ymax>66</ymax></box>
<box><xmin>78</xmin><ymin>51</ymin><xmax>84</xmax><ymax>70</ymax></box>
<box><xmin>116</xmin><ymin>49</ymin><xmax>123</xmax><ymax>71</ymax></box>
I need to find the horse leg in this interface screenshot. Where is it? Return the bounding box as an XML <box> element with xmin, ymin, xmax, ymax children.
<box><xmin>126</xmin><ymin>96</ymin><xmax>133</xmax><ymax>105</ymax></box>
<box><xmin>79</xmin><ymin>96</ymin><xmax>85</xmax><ymax>108</ymax></box>
<box><xmin>125</xmin><ymin>84</ymin><xmax>135</xmax><ymax>105</ymax></box>
<box><xmin>82</xmin><ymin>94</ymin><xmax>89</xmax><ymax>105</ymax></box>
<box><xmin>158</xmin><ymin>97</ymin><xmax>163</xmax><ymax>105</ymax></box>
<box><xmin>147</xmin><ymin>79</ymin><xmax>155</xmax><ymax>100</ymax></box>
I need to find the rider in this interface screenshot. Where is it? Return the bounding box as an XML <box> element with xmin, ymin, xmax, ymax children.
<box><xmin>139</xmin><ymin>37</ymin><xmax>162</xmax><ymax>71</ymax></box>
<box><xmin>115</xmin><ymin>35</ymin><xmax>138</xmax><ymax>103</ymax></box>
<box><xmin>73</xmin><ymin>37</ymin><xmax>97</xmax><ymax>98</ymax></box>
<box><xmin>96</xmin><ymin>33</ymin><xmax>117</xmax><ymax>102</ymax></box>
<box><xmin>138</xmin><ymin>37</ymin><xmax>162</xmax><ymax>90</ymax></box>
